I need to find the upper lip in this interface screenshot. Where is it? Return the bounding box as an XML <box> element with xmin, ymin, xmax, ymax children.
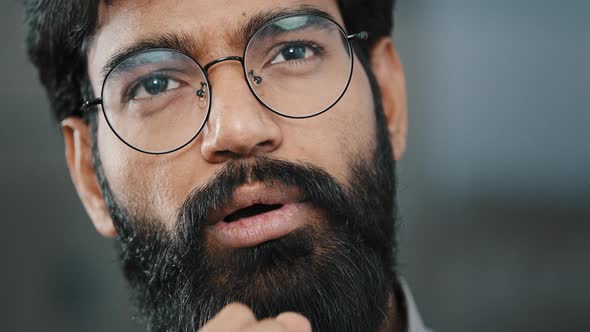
<box><xmin>207</xmin><ymin>181</ymin><xmax>305</xmax><ymax>225</ymax></box>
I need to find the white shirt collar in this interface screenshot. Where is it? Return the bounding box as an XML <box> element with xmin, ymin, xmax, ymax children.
<box><xmin>398</xmin><ymin>278</ymin><xmax>433</xmax><ymax>332</ymax></box>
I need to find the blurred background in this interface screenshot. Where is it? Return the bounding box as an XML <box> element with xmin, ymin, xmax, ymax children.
<box><xmin>1</xmin><ymin>0</ymin><xmax>588</xmax><ymax>331</ymax></box>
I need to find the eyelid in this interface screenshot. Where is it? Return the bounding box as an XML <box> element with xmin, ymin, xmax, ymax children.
<box><xmin>123</xmin><ymin>69</ymin><xmax>185</xmax><ymax>101</ymax></box>
<box><xmin>264</xmin><ymin>41</ymin><xmax>324</xmax><ymax>67</ymax></box>
<box><xmin>131</xmin><ymin>78</ymin><xmax>182</xmax><ymax>103</ymax></box>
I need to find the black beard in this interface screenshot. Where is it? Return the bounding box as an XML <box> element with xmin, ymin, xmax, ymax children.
<box><xmin>92</xmin><ymin>60</ymin><xmax>399</xmax><ymax>332</ymax></box>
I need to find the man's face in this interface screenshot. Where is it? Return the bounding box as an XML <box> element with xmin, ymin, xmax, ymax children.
<box><xmin>88</xmin><ymin>0</ymin><xmax>377</xmax><ymax>226</ymax></box>
<box><xmin>79</xmin><ymin>0</ymin><xmax>406</xmax><ymax>330</ymax></box>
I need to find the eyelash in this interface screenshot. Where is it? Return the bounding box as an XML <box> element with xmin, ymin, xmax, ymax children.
<box><xmin>267</xmin><ymin>40</ymin><xmax>325</xmax><ymax>66</ymax></box>
<box><xmin>123</xmin><ymin>71</ymin><xmax>180</xmax><ymax>103</ymax></box>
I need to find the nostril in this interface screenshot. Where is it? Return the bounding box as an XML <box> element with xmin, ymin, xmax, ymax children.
<box><xmin>216</xmin><ymin>150</ymin><xmax>239</xmax><ymax>159</ymax></box>
<box><xmin>257</xmin><ymin>140</ymin><xmax>271</xmax><ymax>148</ymax></box>
<box><xmin>255</xmin><ymin>140</ymin><xmax>277</xmax><ymax>151</ymax></box>
<box><xmin>216</xmin><ymin>141</ymin><xmax>273</xmax><ymax>159</ymax></box>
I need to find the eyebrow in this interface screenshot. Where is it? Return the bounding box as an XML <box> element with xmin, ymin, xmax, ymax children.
<box><xmin>101</xmin><ymin>32</ymin><xmax>199</xmax><ymax>79</ymax></box>
<box><xmin>100</xmin><ymin>5</ymin><xmax>338</xmax><ymax>80</ymax></box>
<box><xmin>233</xmin><ymin>5</ymin><xmax>337</xmax><ymax>48</ymax></box>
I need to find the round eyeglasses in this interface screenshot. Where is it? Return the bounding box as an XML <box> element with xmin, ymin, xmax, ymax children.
<box><xmin>82</xmin><ymin>14</ymin><xmax>368</xmax><ymax>154</ymax></box>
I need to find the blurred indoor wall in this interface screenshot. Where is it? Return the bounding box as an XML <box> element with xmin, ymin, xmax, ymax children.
<box><xmin>1</xmin><ymin>0</ymin><xmax>588</xmax><ymax>331</ymax></box>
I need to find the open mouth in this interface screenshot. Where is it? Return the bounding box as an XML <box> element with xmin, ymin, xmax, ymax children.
<box><xmin>224</xmin><ymin>203</ymin><xmax>284</xmax><ymax>223</ymax></box>
<box><xmin>208</xmin><ymin>183</ymin><xmax>307</xmax><ymax>248</ymax></box>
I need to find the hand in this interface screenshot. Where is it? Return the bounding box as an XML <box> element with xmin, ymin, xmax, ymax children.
<box><xmin>198</xmin><ymin>302</ymin><xmax>312</xmax><ymax>332</ymax></box>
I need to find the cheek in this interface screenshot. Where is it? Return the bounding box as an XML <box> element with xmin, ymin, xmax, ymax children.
<box><xmin>97</xmin><ymin>112</ymin><xmax>196</xmax><ymax>225</ymax></box>
<box><xmin>281</xmin><ymin>57</ymin><xmax>376</xmax><ymax>185</ymax></box>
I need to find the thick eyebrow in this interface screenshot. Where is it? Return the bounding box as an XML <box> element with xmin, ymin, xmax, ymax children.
<box><xmin>230</xmin><ymin>5</ymin><xmax>339</xmax><ymax>47</ymax></box>
<box><xmin>101</xmin><ymin>32</ymin><xmax>199</xmax><ymax>80</ymax></box>
<box><xmin>100</xmin><ymin>5</ymin><xmax>338</xmax><ymax>80</ymax></box>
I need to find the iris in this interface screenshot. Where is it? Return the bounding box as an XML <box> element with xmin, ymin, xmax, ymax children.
<box><xmin>281</xmin><ymin>45</ymin><xmax>307</xmax><ymax>61</ymax></box>
<box><xmin>142</xmin><ymin>76</ymin><xmax>169</xmax><ymax>95</ymax></box>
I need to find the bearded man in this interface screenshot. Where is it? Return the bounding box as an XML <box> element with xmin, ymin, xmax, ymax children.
<box><xmin>26</xmin><ymin>0</ymin><xmax>432</xmax><ymax>331</ymax></box>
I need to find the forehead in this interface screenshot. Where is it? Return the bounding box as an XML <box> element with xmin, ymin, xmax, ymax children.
<box><xmin>88</xmin><ymin>0</ymin><xmax>342</xmax><ymax>78</ymax></box>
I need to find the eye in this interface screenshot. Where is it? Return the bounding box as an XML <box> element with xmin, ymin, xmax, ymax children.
<box><xmin>271</xmin><ymin>43</ymin><xmax>317</xmax><ymax>64</ymax></box>
<box><xmin>129</xmin><ymin>74</ymin><xmax>181</xmax><ymax>100</ymax></box>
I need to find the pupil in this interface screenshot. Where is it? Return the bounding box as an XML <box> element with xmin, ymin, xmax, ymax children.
<box><xmin>144</xmin><ymin>76</ymin><xmax>168</xmax><ymax>95</ymax></box>
<box><xmin>282</xmin><ymin>45</ymin><xmax>306</xmax><ymax>61</ymax></box>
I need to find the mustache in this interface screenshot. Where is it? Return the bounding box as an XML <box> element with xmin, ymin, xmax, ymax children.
<box><xmin>174</xmin><ymin>156</ymin><xmax>349</xmax><ymax>240</ymax></box>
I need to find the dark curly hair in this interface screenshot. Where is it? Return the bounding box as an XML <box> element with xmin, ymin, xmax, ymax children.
<box><xmin>25</xmin><ymin>0</ymin><xmax>396</xmax><ymax>124</ymax></box>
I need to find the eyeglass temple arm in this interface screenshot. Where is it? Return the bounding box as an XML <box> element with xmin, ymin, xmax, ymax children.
<box><xmin>347</xmin><ymin>31</ymin><xmax>369</xmax><ymax>41</ymax></box>
<box><xmin>81</xmin><ymin>98</ymin><xmax>103</xmax><ymax>112</ymax></box>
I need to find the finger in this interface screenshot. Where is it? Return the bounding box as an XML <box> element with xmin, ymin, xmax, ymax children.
<box><xmin>275</xmin><ymin>312</ymin><xmax>312</xmax><ymax>332</ymax></box>
<box><xmin>242</xmin><ymin>319</ymin><xmax>288</xmax><ymax>332</ymax></box>
<box><xmin>198</xmin><ymin>302</ymin><xmax>257</xmax><ymax>332</ymax></box>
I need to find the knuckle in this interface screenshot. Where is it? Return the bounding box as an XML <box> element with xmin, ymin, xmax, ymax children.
<box><xmin>224</xmin><ymin>302</ymin><xmax>251</xmax><ymax>313</ymax></box>
<box><xmin>220</xmin><ymin>302</ymin><xmax>257</xmax><ymax>321</ymax></box>
<box><xmin>199</xmin><ymin>302</ymin><xmax>256</xmax><ymax>331</ymax></box>
<box><xmin>275</xmin><ymin>312</ymin><xmax>312</xmax><ymax>331</ymax></box>
<box><xmin>256</xmin><ymin>320</ymin><xmax>287</xmax><ymax>332</ymax></box>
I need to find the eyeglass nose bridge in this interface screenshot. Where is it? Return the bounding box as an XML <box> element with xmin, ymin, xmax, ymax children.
<box><xmin>203</xmin><ymin>55</ymin><xmax>243</xmax><ymax>72</ymax></box>
<box><xmin>198</xmin><ymin>56</ymin><xmax>244</xmax><ymax>99</ymax></box>
<box><xmin>200</xmin><ymin>55</ymin><xmax>263</xmax><ymax>91</ymax></box>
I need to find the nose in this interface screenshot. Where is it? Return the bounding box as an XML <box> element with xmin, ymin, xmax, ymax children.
<box><xmin>200</xmin><ymin>60</ymin><xmax>282</xmax><ymax>163</ymax></box>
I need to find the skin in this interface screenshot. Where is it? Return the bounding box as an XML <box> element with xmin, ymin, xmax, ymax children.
<box><xmin>61</xmin><ymin>0</ymin><xmax>407</xmax><ymax>330</ymax></box>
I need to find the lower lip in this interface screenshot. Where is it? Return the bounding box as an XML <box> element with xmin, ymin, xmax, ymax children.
<box><xmin>209</xmin><ymin>203</ymin><xmax>307</xmax><ymax>248</ymax></box>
